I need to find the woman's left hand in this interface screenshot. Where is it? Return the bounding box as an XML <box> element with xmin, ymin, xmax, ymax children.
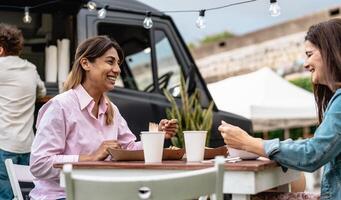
<box><xmin>159</xmin><ymin>119</ymin><xmax>178</xmax><ymax>139</ymax></box>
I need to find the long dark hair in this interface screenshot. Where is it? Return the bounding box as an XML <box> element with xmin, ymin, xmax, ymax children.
<box><xmin>63</xmin><ymin>35</ymin><xmax>124</xmax><ymax>125</ymax></box>
<box><xmin>305</xmin><ymin>18</ymin><xmax>341</xmax><ymax>123</ymax></box>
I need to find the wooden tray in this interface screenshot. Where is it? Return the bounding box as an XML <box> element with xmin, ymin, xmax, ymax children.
<box><xmin>108</xmin><ymin>148</ymin><xmax>185</xmax><ymax>161</ymax></box>
<box><xmin>204</xmin><ymin>146</ymin><xmax>228</xmax><ymax>159</ymax></box>
<box><xmin>108</xmin><ymin>146</ymin><xmax>227</xmax><ymax>161</ymax></box>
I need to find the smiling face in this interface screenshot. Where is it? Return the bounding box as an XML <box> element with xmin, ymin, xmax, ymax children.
<box><xmin>82</xmin><ymin>47</ymin><xmax>121</xmax><ymax>94</ymax></box>
<box><xmin>304</xmin><ymin>41</ymin><xmax>327</xmax><ymax>86</ymax></box>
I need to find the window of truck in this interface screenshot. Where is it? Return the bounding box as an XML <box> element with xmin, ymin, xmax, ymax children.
<box><xmin>97</xmin><ymin>23</ymin><xmax>182</xmax><ymax>96</ymax></box>
<box><xmin>154</xmin><ymin>30</ymin><xmax>181</xmax><ymax>94</ymax></box>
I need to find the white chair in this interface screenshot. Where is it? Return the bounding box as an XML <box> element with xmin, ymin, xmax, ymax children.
<box><xmin>63</xmin><ymin>157</ymin><xmax>225</xmax><ymax>200</ymax></box>
<box><xmin>4</xmin><ymin>159</ymin><xmax>35</xmax><ymax>200</ymax></box>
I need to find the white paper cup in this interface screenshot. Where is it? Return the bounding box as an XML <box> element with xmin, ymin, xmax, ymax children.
<box><xmin>184</xmin><ymin>131</ymin><xmax>207</xmax><ymax>162</ymax></box>
<box><xmin>141</xmin><ymin>131</ymin><xmax>165</xmax><ymax>163</ymax></box>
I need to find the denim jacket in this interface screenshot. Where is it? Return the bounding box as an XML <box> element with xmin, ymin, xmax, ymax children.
<box><xmin>264</xmin><ymin>88</ymin><xmax>341</xmax><ymax>200</ymax></box>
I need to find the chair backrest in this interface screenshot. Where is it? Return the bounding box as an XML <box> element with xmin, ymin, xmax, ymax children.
<box><xmin>5</xmin><ymin>159</ymin><xmax>35</xmax><ymax>200</ymax></box>
<box><xmin>63</xmin><ymin>157</ymin><xmax>225</xmax><ymax>200</ymax></box>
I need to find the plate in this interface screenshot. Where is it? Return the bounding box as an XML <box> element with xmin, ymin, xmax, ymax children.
<box><xmin>227</xmin><ymin>147</ymin><xmax>259</xmax><ymax>160</ymax></box>
<box><xmin>108</xmin><ymin>148</ymin><xmax>185</xmax><ymax>161</ymax></box>
<box><xmin>204</xmin><ymin>146</ymin><xmax>228</xmax><ymax>160</ymax></box>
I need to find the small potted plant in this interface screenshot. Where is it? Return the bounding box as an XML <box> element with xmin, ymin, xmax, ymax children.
<box><xmin>163</xmin><ymin>76</ymin><xmax>214</xmax><ymax>148</ymax></box>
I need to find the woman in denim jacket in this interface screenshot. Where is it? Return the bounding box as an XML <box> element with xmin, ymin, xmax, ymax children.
<box><xmin>218</xmin><ymin>18</ymin><xmax>341</xmax><ymax>200</ymax></box>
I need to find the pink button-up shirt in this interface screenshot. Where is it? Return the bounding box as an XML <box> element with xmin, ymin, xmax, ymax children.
<box><xmin>29</xmin><ymin>85</ymin><xmax>142</xmax><ymax>200</ymax></box>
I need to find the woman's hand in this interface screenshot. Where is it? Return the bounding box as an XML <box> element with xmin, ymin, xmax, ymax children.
<box><xmin>79</xmin><ymin>140</ymin><xmax>121</xmax><ymax>161</ymax></box>
<box><xmin>159</xmin><ymin>119</ymin><xmax>178</xmax><ymax>139</ymax></box>
<box><xmin>218</xmin><ymin>121</ymin><xmax>251</xmax><ymax>150</ymax></box>
<box><xmin>218</xmin><ymin>121</ymin><xmax>266</xmax><ymax>157</ymax></box>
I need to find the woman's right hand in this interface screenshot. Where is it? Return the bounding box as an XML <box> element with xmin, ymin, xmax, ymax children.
<box><xmin>79</xmin><ymin>140</ymin><xmax>121</xmax><ymax>161</ymax></box>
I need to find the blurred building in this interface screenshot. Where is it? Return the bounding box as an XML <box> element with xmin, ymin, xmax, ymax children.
<box><xmin>192</xmin><ymin>5</ymin><xmax>341</xmax><ymax>83</ymax></box>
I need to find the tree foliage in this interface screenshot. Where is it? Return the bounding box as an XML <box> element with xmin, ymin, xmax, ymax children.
<box><xmin>201</xmin><ymin>31</ymin><xmax>235</xmax><ymax>44</ymax></box>
<box><xmin>289</xmin><ymin>77</ymin><xmax>313</xmax><ymax>92</ymax></box>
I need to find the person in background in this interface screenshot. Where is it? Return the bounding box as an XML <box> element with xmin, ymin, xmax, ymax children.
<box><xmin>219</xmin><ymin>18</ymin><xmax>341</xmax><ymax>200</ymax></box>
<box><xmin>29</xmin><ymin>35</ymin><xmax>178</xmax><ymax>200</ymax></box>
<box><xmin>0</xmin><ymin>23</ymin><xmax>46</xmax><ymax>200</ymax></box>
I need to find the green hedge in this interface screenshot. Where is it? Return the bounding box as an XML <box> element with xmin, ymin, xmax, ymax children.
<box><xmin>289</xmin><ymin>77</ymin><xmax>313</xmax><ymax>92</ymax></box>
<box><xmin>254</xmin><ymin>125</ymin><xmax>318</xmax><ymax>140</ymax></box>
<box><xmin>201</xmin><ymin>31</ymin><xmax>235</xmax><ymax>44</ymax></box>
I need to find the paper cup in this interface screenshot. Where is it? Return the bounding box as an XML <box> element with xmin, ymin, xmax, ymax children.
<box><xmin>141</xmin><ymin>131</ymin><xmax>165</xmax><ymax>163</ymax></box>
<box><xmin>184</xmin><ymin>131</ymin><xmax>207</xmax><ymax>162</ymax></box>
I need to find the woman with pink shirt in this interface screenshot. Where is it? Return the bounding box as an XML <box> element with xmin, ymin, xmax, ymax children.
<box><xmin>29</xmin><ymin>36</ymin><xmax>178</xmax><ymax>200</ymax></box>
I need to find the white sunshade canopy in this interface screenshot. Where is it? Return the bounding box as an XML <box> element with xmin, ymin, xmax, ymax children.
<box><xmin>208</xmin><ymin>67</ymin><xmax>318</xmax><ymax>131</ymax></box>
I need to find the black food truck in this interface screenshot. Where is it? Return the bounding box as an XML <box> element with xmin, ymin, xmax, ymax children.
<box><xmin>0</xmin><ymin>0</ymin><xmax>252</xmax><ymax>147</ymax></box>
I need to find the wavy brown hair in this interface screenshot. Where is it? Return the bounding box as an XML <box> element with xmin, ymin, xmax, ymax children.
<box><xmin>305</xmin><ymin>18</ymin><xmax>341</xmax><ymax>123</ymax></box>
<box><xmin>0</xmin><ymin>23</ymin><xmax>24</xmax><ymax>56</ymax></box>
<box><xmin>63</xmin><ymin>36</ymin><xmax>124</xmax><ymax>125</ymax></box>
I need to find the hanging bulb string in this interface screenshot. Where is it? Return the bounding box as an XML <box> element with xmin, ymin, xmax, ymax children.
<box><xmin>0</xmin><ymin>0</ymin><xmax>266</xmax><ymax>16</ymax></box>
<box><xmin>85</xmin><ymin>0</ymin><xmax>257</xmax><ymax>15</ymax></box>
<box><xmin>0</xmin><ymin>0</ymin><xmax>275</xmax><ymax>26</ymax></box>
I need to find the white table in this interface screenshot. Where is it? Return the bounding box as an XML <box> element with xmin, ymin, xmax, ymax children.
<box><xmin>56</xmin><ymin>159</ymin><xmax>300</xmax><ymax>200</ymax></box>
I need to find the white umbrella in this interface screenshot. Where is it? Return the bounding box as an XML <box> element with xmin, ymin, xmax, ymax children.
<box><xmin>208</xmin><ymin>67</ymin><xmax>317</xmax><ymax>131</ymax></box>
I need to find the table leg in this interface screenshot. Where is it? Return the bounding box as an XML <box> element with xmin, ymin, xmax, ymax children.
<box><xmin>231</xmin><ymin>194</ymin><xmax>250</xmax><ymax>200</ymax></box>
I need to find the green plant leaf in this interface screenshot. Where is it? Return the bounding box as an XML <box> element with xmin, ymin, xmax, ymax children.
<box><xmin>163</xmin><ymin>74</ymin><xmax>214</xmax><ymax>147</ymax></box>
<box><xmin>171</xmin><ymin>137</ymin><xmax>180</xmax><ymax>148</ymax></box>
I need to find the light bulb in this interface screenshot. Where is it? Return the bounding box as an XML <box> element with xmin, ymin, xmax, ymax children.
<box><xmin>195</xmin><ymin>10</ymin><xmax>206</xmax><ymax>29</ymax></box>
<box><xmin>97</xmin><ymin>6</ymin><xmax>107</xmax><ymax>19</ymax></box>
<box><xmin>143</xmin><ymin>47</ymin><xmax>151</xmax><ymax>54</ymax></box>
<box><xmin>269</xmin><ymin>0</ymin><xmax>281</xmax><ymax>17</ymax></box>
<box><xmin>87</xmin><ymin>1</ymin><xmax>97</xmax><ymax>12</ymax></box>
<box><xmin>23</xmin><ymin>7</ymin><xmax>32</xmax><ymax>24</ymax></box>
<box><xmin>143</xmin><ymin>12</ymin><xmax>153</xmax><ymax>29</ymax></box>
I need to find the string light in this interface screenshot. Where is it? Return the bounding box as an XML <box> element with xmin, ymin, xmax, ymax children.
<box><xmin>97</xmin><ymin>5</ymin><xmax>108</xmax><ymax>19</ymax></box>
<box><xmin>269</xmin><ymin>0</ymin><xmax>281</xmax><ymax>17</ymax></box>
<box><xmin>162</xmin><ymin>0</ymin><xmax>257</xmax><ymax>29</ymax></box>
<box><xmin>85</xmin><ymin>1</ymin><xmax>108</xmax><ymax>19</ymax></box>
<box><xmin>195</xmin><ymin>10</ymin><xmax>206</xmax><ymax>29</ymax></box>
<box><xmin>0</xmin><ymin>0</ymin><xmax>60</xmax><ymax>24</ymax></box>
<box><xmin>22</xmin><ymin>7</ymin><xmax>32</xmax><ymax>24</ymax></box>
<box><xmin>85</xmin><ymin>0</ymin><xmax>258</xmax><ymax>29</ymax></box>
<box><xmin>87</xmin><ymin>1</ymin><xmax>97</xmax><ymax>12</ymax></box>
<box><xmin>3</xmin><ymin>0</ymin><xmax>263</xmax><ymax>29</ymax></box>
<box><xmin>143</xmin><ymin>12</ymin><xmax>153</xmax><ymax>29</ymax></box>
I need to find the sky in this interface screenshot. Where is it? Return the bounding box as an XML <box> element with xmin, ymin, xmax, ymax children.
<box><xmin>138</xmin><ymin>0</ymin><xmax>341</xmax><ymax>43</ymax></box>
